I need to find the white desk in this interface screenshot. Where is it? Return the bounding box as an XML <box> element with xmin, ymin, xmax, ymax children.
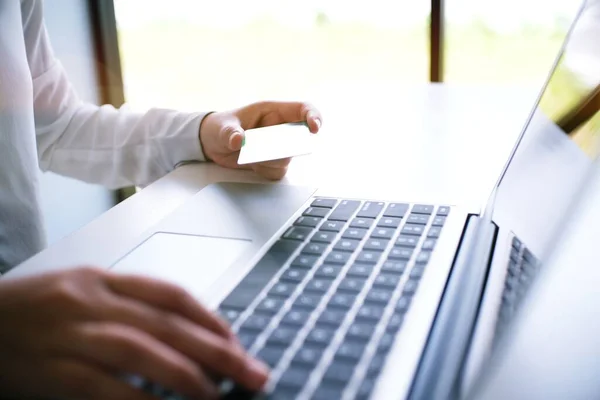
<box><xmin>12</xmin><ymin>83</ymin><xmax>538</xmax><ymax>276</ymax></box>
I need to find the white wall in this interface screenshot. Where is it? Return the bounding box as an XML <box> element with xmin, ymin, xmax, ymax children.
<box><xmin>38</xmin><ymin>0</ymin><xmax>115</xmax><ymax>245</ymax></box>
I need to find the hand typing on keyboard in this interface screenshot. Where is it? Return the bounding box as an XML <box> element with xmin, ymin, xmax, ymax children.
<box><xmin>0</xmin><ymin>268</ymin><xmax>269</xmax><ymax>400</ymax></box>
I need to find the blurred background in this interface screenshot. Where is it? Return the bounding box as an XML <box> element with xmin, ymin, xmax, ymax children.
<box><xmin>114</xmin><ymin>0</ymin><xmax>577</xmax><ymax>111</ymax></box>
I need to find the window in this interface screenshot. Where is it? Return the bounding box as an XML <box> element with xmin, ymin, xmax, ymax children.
<box><xmin>445</xmin><ymin>0</ymin><xmax>580</xmax><ymax>84</ymax></box>
<box><xmin>114</xmin><ymin>0</ymin><xmax>430</xmax><ymax>112</ymax></box>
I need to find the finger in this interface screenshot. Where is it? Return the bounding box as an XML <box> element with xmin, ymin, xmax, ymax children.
<box><xmin>255</xmin><ymin>157</ymin><xmax>292</xmax><ymax>169</ymax></box>
<box><xmin>43</xmin><ymin>358</ymin><xmax>158</xmax><ymax>400</ymax></box>
<box><xmin>252</xmin><ymin>164</ymin><xmax>289</xmax><ymax>180</ymax></box>
<box><xmin>105</xmin><ymin>274</ymin><xmax>234</xmax><ymax>341</ymax></box>
<box><xmin>237</xmin><ymin>101</ymin><xmax>322</xmax><ymax>133</ymax></box>
<box><xmin>69</xmin><ymin>323</ymin><xmax>217</xmax><ymax>399</ymax></box>
<box><xmin>95</xmin><ymin>298</ymin><xmax>268</xmax><ymax>391</ymax></box>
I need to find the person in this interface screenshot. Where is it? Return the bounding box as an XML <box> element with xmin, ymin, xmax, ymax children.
<box><xmin>0</xmin><ymin>1</ymin><xmax>322</xmax><ymax>399</ymax></box>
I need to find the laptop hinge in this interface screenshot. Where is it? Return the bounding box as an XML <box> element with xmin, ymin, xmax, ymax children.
<box><xmin>408</xmin><ymin>214</ymin><xmax>498</xmax><ymax>400</ymax></box>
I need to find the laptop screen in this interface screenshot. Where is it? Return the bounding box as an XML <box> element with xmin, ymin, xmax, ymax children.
<box><xmin>491</xmin><ymin>0</ymin><xmax>600</xmax><ymax>258</ymax></box>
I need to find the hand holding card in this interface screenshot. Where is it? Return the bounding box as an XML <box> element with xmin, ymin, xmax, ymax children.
<box><xmin>237</xmin><ymin>123</ymin><xmax>317</xmax><ymax>165</ymax></box>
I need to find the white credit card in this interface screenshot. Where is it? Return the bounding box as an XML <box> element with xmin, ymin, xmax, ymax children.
<box><xmin>237</xmin><ymin>123</ymin><xmax>316</xmax><ymax>165</ymax></box>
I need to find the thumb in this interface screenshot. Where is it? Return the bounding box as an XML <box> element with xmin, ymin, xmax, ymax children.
<box><xmin>221</xmin><ymin>124</ymin><xmax>245</xmax><ymax>152</ymax></box>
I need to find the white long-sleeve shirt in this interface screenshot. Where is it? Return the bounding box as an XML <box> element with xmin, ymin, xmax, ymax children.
<box><xmin>0</xmin><ymin>0</ymin><xmax>210</xmax><ymax>272</ymax></box>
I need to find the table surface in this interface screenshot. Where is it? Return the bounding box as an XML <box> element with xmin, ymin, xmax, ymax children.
<box><xmin>11</xmin><ymin>83</ymin><xmax>538</xmax><ymax>276</ymax></box>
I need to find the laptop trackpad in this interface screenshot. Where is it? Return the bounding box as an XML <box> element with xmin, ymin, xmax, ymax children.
<box><xmin>111</xmin><ymin>233</ymin><xmax>251</xmax><ymax>301</ymax></box>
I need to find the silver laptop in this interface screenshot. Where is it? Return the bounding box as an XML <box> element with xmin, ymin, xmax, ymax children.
<box><xmin>13</xmin><ymin>0</ymin><xmax>600</xmax><ymax>399</ymax></box>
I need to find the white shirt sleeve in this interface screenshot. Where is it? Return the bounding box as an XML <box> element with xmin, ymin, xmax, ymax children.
<box><xmin>22</xmin><ymin>0</ymin><xmax>209</xmax><ymax>189</ymax></box>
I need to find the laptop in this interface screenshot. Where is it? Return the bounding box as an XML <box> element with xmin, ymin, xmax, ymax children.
<box><xmin>8</xmin><ymin>0</ymin><xmax>600</xmax><ymax>399</ymax></box>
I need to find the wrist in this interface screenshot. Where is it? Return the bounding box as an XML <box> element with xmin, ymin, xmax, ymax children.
<box><xmin>198</xmin><ymin>111</ymin><xmax>217</xmax><ymax>162</ymax></box>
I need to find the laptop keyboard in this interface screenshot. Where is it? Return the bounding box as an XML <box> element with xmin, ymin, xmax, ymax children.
<box><xmin>494</xmin><ymin>236</ymin><xmax>541</xmax><ymax>343</ymax></box>
<box><xmin>214</xmin><ymin>198</ymin><xmax>451</xmax><ymax>399</ymax></box>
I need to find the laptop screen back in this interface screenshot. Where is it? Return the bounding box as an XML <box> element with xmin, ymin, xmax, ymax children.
<box><xmin>491</xmin><ymin>0</ymin><xmax>600</xmax><ymax>258</ymax></box>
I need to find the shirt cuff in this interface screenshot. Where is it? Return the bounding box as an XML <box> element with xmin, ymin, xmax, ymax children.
<box><xmin>159</xmin><ymin>111</ymin><xmax>213</xmax><ymax>170</ymax></box>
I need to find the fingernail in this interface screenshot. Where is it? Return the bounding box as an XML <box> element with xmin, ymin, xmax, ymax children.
<box><xmin>315</xmin><ymin>118</ymin><xmax>322</xmax><ymax>129</ymax></box>
<box><xmin>229</xmin><ymin>132</ymin><xmax>243</xmax><ymax>150</ymax></box>
<box><xmin>246</xmin><ymin>358</ymin><xmax>269</xmax><ymax>383</ymax></box>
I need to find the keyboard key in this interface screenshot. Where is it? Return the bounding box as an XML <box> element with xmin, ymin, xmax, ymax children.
<box><xmin>357</xmin><ymin>202</ymin><xmax>385</xmax><ymax>219</ymax></box>
<box><xmin>303</xmin><ymin>207</ymin><xmax>330</xmax><ymax>218</ymax></box>
<box><xmin>365</xmin><ymin>288</ymin><xmax>394</xmax><ymax>304</ymax></box>
<box><xmin>294</xmin><ymin>294</ymin><xmax>322</xmax><ymax>310</ymax></box>
<box><xmin>402</xmin><ymin>224</ymin><xmax>425</xmax><ymax>236</ymax></box>
<box><xmin>428</xmin><ymin>226</ymin><xmax>442</xmax><ymax>238</ymax></box>
<box><xmin>257</xmin><ymin>297</ymin><xmax>286</xmax><ymax>314</ymax></box>
<box><xmin>356</xmin><ymin>304</ymin><xmax>385</xmax><ymax>321</ymax></box>
<box><xmin>323</xmin><ymin>362</ymin><xmax>356</xmax><ymax>382</ymax></box>
<box><xmin>329</xmin><ymin>200</ymin><xmax>361</xmax><ymax>221</ymax></box>
<box><xmin>387</xmin><ymin>312</ymin><xmax>405</xmax><ymax>332</ymax></box>
<box><xmin>370</xmin><ymin>227</ymin><xmax>394</xmax><ymax>239</ymax></box>
<box><xmin>432</xmin><ymin>216</ymin><xmax>446</xmax><ymax>226</ymax></box>
<box><xmin>350</xmin><ymin>217</ymin><xmax>374</xmax><ymax>229</ymax></box>
<box><xmin>363</xmin><ymin>239</ymin><xmax>389</xmax><ymax>251</ymax></box>
<box><xmin>512</xmin><ymin>235</ymin><xmax>522</xmax><ymax>250</ymax></box>
<box><xmin>407</xmin><ymin>214</ymin><xmax>430</xmax><ymax>225</ymax></box>
<box><xmin>415</xmin><ymin>251</ymin><xmax>431</xmax><ymax>264</ymax></box>
<box><xmin>395</xmin><ymin>235</ymin><xmax>419</xmax><ymax>247</ymax></box>
<box><xmin>312</xmin><ymin>198</ymin><xmax>337</xmax><ymax>208</ymax></box>
<box><xmin>306</xmin><ymin>327</ymin><xmax>335</xmax><ymax>345</ymax></box>
<box><xmin>373</xmin><ymin>273</ymin><xmax>401</xmax><ymax>288</ymax></box>
<box><xmin>383</xmin><ymin>203</ymin><xmax>409</xmax><ymax>218</ymax></box>
<box><xmin>269</xmin><ymin>282</ymin><xmax>298</xmax><ymax>298</ymax></box>
<box><xmin>283</xmin><ymin>226</ymin><xmax>314</xmax><ymax>241</ymax></box>
<box><xmin>292</xmin><ymin>255</ymin><xmax>319</xmax><ymax>269</ymax></box>
<box><xmin>334</xmin><ymin>238</ymin><xmax>361</xmax><ymax>253</ymax></box>
<box><xmin>241</xmin><ymin>314</ymin><xmax>272</xmax><ymax>332</ymax></box>
<box><xmin>412</xmin><ymin>204</ymin><xmax>434</xmax><ymax>215</ymax></box>
<box><xmin>338</xmin><ymin>277</ymin><xmax>367</xmax><ymax>293</ymax></box>
<box><xmin>219</xmin><ymin>307</ymin><xmax>242</xmax><ymax>324</ymax></box>
<box><xmin>292</xmin><ymin>346</ymin><xmax>323</xmax><ymax>366</ymax></box>
<box><xmin>257</xmin><ymin>346</ymin><xmax>286</xmax><ymax>368</ymax></box>
<box><xmin>311</xmin><ymin>385</ymin><xmax>345</xmax><ymax>400</ymax></box>
<box><xmin>436</xmin><ymin>206</ymin><xmax>451</xmax><ymax>216</ymax></box>
<box><xmin>305</xmin><ymin>278</ymin><xmax>333</xmax><ymax>293</ymax></box>
<box><xmin>305</xmin><ymin>279</ymin><xmax>333</xmax><ymax>293</ymax></box>
<box><xmin>422</xmin><ymin>238</ymin><xmax>437</xmax><ymax>250</ymax></box>
<box><xmin>281</xmin><ymin>268</ymin><xmax>308</xmax><ymax>283</ymax></box>
<box><xmin>295</xmin><ymin>216</ymin><xmax>322</xmax><ymax>228</ymax></box>
<box><xmin>356</xmin><ymin>378</ymin><xmax>376</xmax><ymax>398</ymax></box>
<box><xmin>302</xmin><ymin>242</ymin><xmax>328</xmax><ymax>255</ymax></box>
<box><xmin>410</xmin><ymin>265</ymin><xmax>426</xmax><ymax>278</ymax></box>
<box><xmin>347</xmin><ymin>263</ymin><xmax>373</xmax><ymax>277</ymax></box>
<box><xmin>336</xmin><ymin>340</ymin><xmax>367</xmax><ymax>360</ymax></box>
<box><xmin>329</xmin><ymin>293</ymin><xmax>357</xmax><ymax>309</ymax></box>
<box><xmin>523</xmin><ymin>247</ymin><xmax>536</xmax><ymax>263</ymax></box>
<box><xmin>325</xmin><ymin>251</ymin><xmax>351</xmax><ymax>265</ymax></box>
<box><xmin>278</xmin><ymin>367</ymin><xmax>312</xmax><ymax>389</ymax></box>
<box><xmin>388</xmin><ymin>247</ymin><xmax>413</xmax><ymax>260</ymax></box>
<box><xmin>317</xmin><ymin>309</ymin><xmax>347</xmax><ymax>327</ymax></box>
<box><xmin>381</xmin><ymin>260</ymin><xmax>407</xmax><ymax>274</ymax></box>
<box><xmin>271</xmin><ymin>238</ymin><xmax>302</xmax><ymax>254</ymax></box>
<box><xmin>342</xmin><ymin>227</ymin><xmax>368</xmax><ymax>240</ymax></box>
<box><xmin>366</xmin><ymin>355</ymin><xmax>386</xmax><ymax>379</ymax></box>
<box><xmin>282</xmin><ymin>309</ymin><xmax>312</xmax><ymax>326</ymax></box>
<box><xmin>312</xmin><ymin>231</ymin><xmax>337</xmax><ymax>244</ymax></box>
<box><xmin>220</xmin><ymin>244</ymin><xmax>297</xmax><ymax>309</ymax></box>
<box><xmin>396</xmin><ymin>295</ymin><xmax>412</xmax><ymax>312</ymax></box>
<box><xmin>321</xmin><ymin>220</ymin><xmax>345</xmax><ymax>232</ymax></box>
<box><xmin>347</xmin><ymin>322</ymin><xmax>375</xmax><ymax>340</ymax></box>
<box><xmin>377</xmin><ymin>332</ymin><xmax>396</xmax><ymax>352</ymax></box>
<box><xmin>377</xmin><ymin>217</ymin><xmax>402</xmax><ymax>228</ymax></box>
<box><xmin>267</xmin><ymin>326</ymin><xmax>298</xmax><ymax>346</ymax></box>
<box><xmin>315</xmin><ymin>264</ymin><xmax>343</xmax><ymax>279</ymax></box>
<box><xmin>403</xmin><ymin>279</ymin><xmax>420</xmax><ymax>294</ymax></box>
<box><xmin>237</xmin><ymin>329</ymin><xmax>260</xmax><ymax>349</ymax></box>
<box><xmin>356</xmin><ymin>251</ymin><xmax>382</xmax><ymax>264</ymax></box>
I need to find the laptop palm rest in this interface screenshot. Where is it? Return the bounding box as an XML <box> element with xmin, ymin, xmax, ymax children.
<box><xmin>110</xmin><ymin>182</ymin><xmax>317</xmax><ymax>301</ymax></box>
